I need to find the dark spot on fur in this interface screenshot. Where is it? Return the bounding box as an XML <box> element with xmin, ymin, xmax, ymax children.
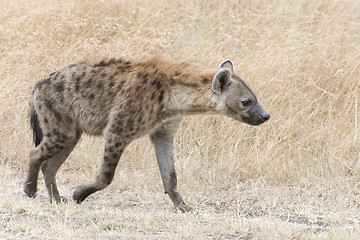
<box><xmin>41</xmin><ymin>146</ymin><xmax>44</xmax><ymax>151</ymax></box>
<box><xmin>89</xmin><ymin>93</ymin><xmax>94</xmax><ymax>99</ymax></box>
<box><xmin>156</xmin><ymin>82</ymin><xmax>162</xmax><ymax>90</ymax></box>
<box><xmin>75</xmin><ymin>77</ymin><xmax>81</xmax><ymax>92</ymax></box>
<box><xmin>86</xmin><ymin>78</ymin><xmax>93</xmax><ymax>86</ymax></box>
<box><xmin>115</xmin><ymin>142</ymin><xmax>120</xmax><ymax>148</ymax></box>
<box><xmin>61</xmin><ymin>135</ymin><xmax>68</xmax><ymax>141</ymax></box>
<box><xmin>45</xmin><ymin>101</ymin><xmax>62</xmax><ymax>121</ymax></box>
<box><xmin>112</xmin><ymin>153</ymin><xmax>118</xmax><ymax>159</ymax></box>
<box><xmin>46</xmin><ymin>146</ymin><xmax>52</xmax><ymax>153</ymax></box>
<box><xmin>126</xmin><ymin>119</ymin><xmax>134</xmax><ymax>128</ymax></box>
<box><xmin>101</xmin><ymin>73</ymin><xmax>107</xmax><ymax>78</ymax></box>
<box><xmin>115</xmin><ymin>127</ymin><xmax>123</xmax><ymax>134</ymax></box>
<box><xmin>109</xmin><ymin>81</ymin><xmax>115</xmax><ymax>88</ymax></box>
<box><xmin>174</xmin><ymin>71</ymin><xmax>181</xmax><ymax>76</ymax></box>
<box><xmin>117</xmin><ymin>80</ymin><xmax>125</xmax><ymax>90</ymax></box>
<box><xmin>117</xmin><ymin>66</ymin><xmax>125</xmax><ymax>72</ymax></box>
<box><xmin>65</xmin><ymin>116</ymin><xmax>73</xmax><ymax>124</ymax></box>
<box><xmin>104</xmin><ymin>156</ymin><xmax>109</xmax><ymax>162</ymax></box>
<box><xmin>94</xmin><ymin>60</ymin><xmax>107</xmax><ymax>67</ymax></box>
<box><xmin>69</xmin><ymin>64</ymin><xmax>77</xmax><ymax>68</ymax></box>
<box><xmin>97</xmin><ymin>82</ymin><xmax>103</xmax><ymax>89</ymax></box>
<box><xmin>158</xmin><ymin>90</ymin><xmax>164</xmax><ymax>103</ymax></box>
<box><xmin>45</xmin><ymin>100</ymin><xmax>52</xmax><ymax>109</ymax></box>
<box><xmin>44</xmin><ymin>118</ymin><xmax>48</xmax><ymax>123</ymax></box>
<box><xmin>46</xmin><ymin>133</ymin><xmax>51</xmax><ymax>138</ymax></box>
<box><xmin>117</xmin><ymin>62</ymin><xmax>132</xmax><ymax>72</ymax></box>
<box><xmin>53</xmin><ymin>111</ymin><xmax>62</xmax><ymax>121</ymax></box>
<box><xmin>150</xmin><ymin>92</ymin><xmax>156</xmax><ymax>100</ymax></box>
<box><xmin>107</xmin><ymin>147</ymin><xmax>114</xmax><ymax>153</ymax></box>
<box><xmin>91</xmin><ymin>69</ymin><xmax>100</xmax><ymax>74</ymax></box>
<box><xmin>136</xmin><ymin>85</ymin><xmax>141</xmax><ymax>91</ymax></box>
<box><xmin>137</xmin><ymin>116</ymin><xmax>143</xmax><ymax>123</ymax></box>
<box><xmin>109</xmin><ymin>73</ymin><xmax>117</xmax><ymax>80</ymax></box>
<box><xmin>54</xmin><ymin>81</ymin><xmax>64</xmax><ymax>92</ymax></box>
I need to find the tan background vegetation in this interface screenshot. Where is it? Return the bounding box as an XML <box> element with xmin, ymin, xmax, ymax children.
<box><xmin>1</xmin><ymin>0</ymin><xmax>359</xmax><ymax>239</ymax></box>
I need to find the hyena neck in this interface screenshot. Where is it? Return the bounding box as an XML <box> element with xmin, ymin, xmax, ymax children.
<box><xmin>166</xmin><ymin>80</ymin><xmax>222</xmax><ymax>118</ymax></box>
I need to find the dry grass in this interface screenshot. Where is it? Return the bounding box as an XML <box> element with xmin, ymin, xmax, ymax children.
<box><xmin>1</xmin><ymin>0</ymin><xmax>360</xmax><ymax>239</ymax></box>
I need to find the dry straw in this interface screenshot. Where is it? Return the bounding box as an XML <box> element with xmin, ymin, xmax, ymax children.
<box><xmin>1</xmin><ymin>0</ymin><xmax>359</xmax><ymax>239</ymax></box>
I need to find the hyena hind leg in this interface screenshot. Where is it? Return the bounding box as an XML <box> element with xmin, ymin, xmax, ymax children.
<box><xmin>41</xmin><ymin>138</ymin><xmax>79</xmax><ymax>203</ymax></box>
<box><xmin>24</xmin><ymin>133</ymin><xmax>80</xmax><ymax>201</ymax></box>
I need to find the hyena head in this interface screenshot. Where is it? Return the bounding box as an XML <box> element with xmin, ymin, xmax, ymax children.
<box><xmin>212</xmin><ymin>60</ymin><xmax>270</xmax><ymax>126</ymax></box>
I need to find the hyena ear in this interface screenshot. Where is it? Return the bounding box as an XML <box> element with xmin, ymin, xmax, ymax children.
<box><xmin>212</xmin><ymin>68</ymin><xmax>232</xmax><ymax>94</ymax></box>
<box><xmin>219</xmin><ymin>59</ymin><xmax>235</xmax><ymax>74</ymax></box>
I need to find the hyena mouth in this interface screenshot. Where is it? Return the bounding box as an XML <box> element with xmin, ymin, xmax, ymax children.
<box><xmin>241</xmin><ymin>115</ymin><xmax>268</xmax><ymax>126</ymax></box>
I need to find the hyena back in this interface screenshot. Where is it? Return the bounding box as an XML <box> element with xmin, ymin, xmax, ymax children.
<box><xmin>24</xmin><ymin>55</ymin><xmax>270</xmax><ymax>212</ymax></box>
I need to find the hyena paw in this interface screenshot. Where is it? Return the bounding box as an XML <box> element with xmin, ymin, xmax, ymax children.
<box><xmin>53</xmin><ymin>196</ymin><xmax>68</xmax><ymax>204</ymax></box>
<box><xmin>24</xmin><ymin>182</ymin><xmax>37</xmax><ymax>198</ymax></box>
<box><xmin>72</xmin><ymin>185</ymin><xmax>97</xmax><ymax>204</ymax></box>
<box><xmin>178</xmin><ymin>202</ymin><xmax>193</xmax><ymax>213</ymax></box>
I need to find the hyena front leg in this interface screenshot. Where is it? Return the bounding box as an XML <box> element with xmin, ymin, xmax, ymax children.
<box><xmin>41</xmin><ymin>135</ymin><xmax>80</xmax><ymax>203</ymax></box>
<box><xmin>73</xmin><ymin>133</ymin><xmax>129</xmax><ymax>203</ymax></box>
<box><xmin>150</xmin><ymin>119</ymin><xmax>191</xmax><ymax>212</ymax></box>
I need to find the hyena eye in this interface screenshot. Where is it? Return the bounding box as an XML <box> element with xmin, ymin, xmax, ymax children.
<box><xmin>241</xmin><ymin>99</ymin><xmax>250</xmax><ymax>107</ymax></box>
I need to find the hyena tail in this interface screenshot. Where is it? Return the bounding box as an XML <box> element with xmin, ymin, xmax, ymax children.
<box><xmin>29</xmin><ymin>101</ymin><xmax>43</xmax><ymax>147</ymax></box>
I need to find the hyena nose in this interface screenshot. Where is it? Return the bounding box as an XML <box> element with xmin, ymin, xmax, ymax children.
<box><xmin>261</xmin><ymin>112</ymin><xmax>270</xmax><ymax>121</ymax></box>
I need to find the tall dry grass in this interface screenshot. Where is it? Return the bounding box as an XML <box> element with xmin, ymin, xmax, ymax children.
<box><xmin>0</xmin><ymin>0</ymin><xmax>360</xmax><ymax>238</ymax></box>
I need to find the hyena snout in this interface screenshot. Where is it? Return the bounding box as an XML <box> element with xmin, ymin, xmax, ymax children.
<box><xmin>243</xmin><ymin>104</ymin><xmax>270</xmax><ymax>126</ymax></box>
<box><xmin>260</xmin><ymin>111</ymin><xmax>270</xmax><ymax>121</ymax></box>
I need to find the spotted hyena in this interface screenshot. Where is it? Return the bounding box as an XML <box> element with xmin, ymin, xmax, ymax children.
<box><xmin>24</xmin><ymin>55</ymin><xmax>270</xmax><ymax>212</ymax></box>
